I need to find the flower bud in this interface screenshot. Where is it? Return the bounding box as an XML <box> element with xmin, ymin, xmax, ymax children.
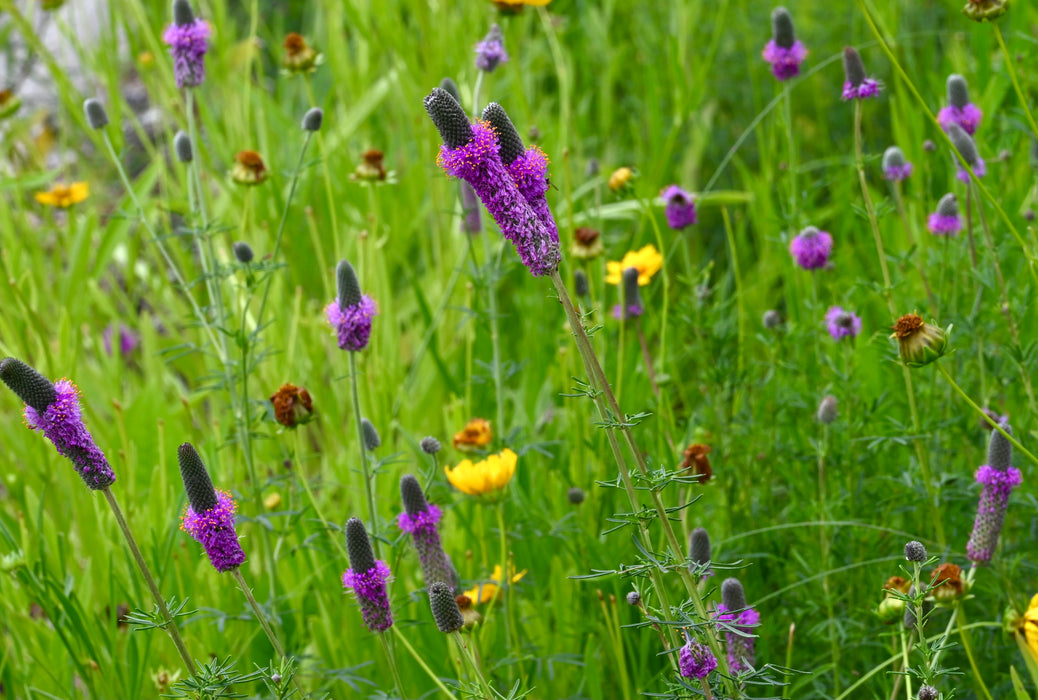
<box><xmin>567</xmin><ymin>486</ymin><xmax>585</xmax><ymax>505</ymax></box>
<box><xmin>420</xmin><ymin>436</ymin><xmax>441</xmax><ymax>454</ymax></box>
<box><xmin>721</xmin><ymin>578</ymin><xmax>746</xmax><ymax>612</ymax></box>
<box><xmin>84</xmin><ymin>98</ymin><xmax>109</xmax><ymax>130</ymax></box>
<box><xmin>986</xmin><ymin>420</ymin><xmax>1013</xmax><ymax>471</ymax></box>
<box><xmin>962</xmin><ymin>0</ymin><xmax>1007</xmax><ymax>22</ymax></box>
<box><xmin>423</xmin><ymin>87</ymin><xmax>473</xmax><ymax>150</ymax></box>
<box><xmin>361</xmin><ymin>418</ymin><xmax>381</xmax><ymax>450</ymax></box>
<box><xmin>573</xmin><ymin>270</ymin><xmax>590</xmax><ymax>298</ymax></box>
<box><xmin>609</xmin><ymin>166</ymin><xmax>634</xmax><ymax>192</ymax></box>
<box><xmin>336</xmin><ymin>259</ymin><xmax>363</xmax><ymax>309</ymax></box>
<box><xmin>891</xmin><ymin>314</ymin><xmax>948</xmax><ymax>368</ymax></box>
<box><xmin>302</xmin><ymin>107</ymin><xmax>323</xmax><ymax>132</ymax></box>
<box><xmin>816</xmin><ymin>395</ymin><xmax>838</xmax><ymax>424</ymax></box>
<box><xmin>771</xmin><ymin>6</ymin><xmax>795</xmax><ymax>49</ymax></box>
<box><xmin>946</xmin><ymin>74</ymin><xmax>970</xmax><ymax>109</ymax></box>
<box><xmin>917</xmin><ymin>686</ymin><xmax>938</xmax><ymax>700</ymax></box>
<box><xmin>439</xmin><ymin>77</ymin><xmax>461</xmax><ymax>104</ymax></box>
<box><xmin>233</xmin><ymin>241</ymin><xmax>254</xmax><ymax>263</ymax></box>
<box><xmin>0</xmin><ymin>357</ymin><xmax>57</xmax><ymax>412</ymax></box>
<box><xmin>173</xmin><ymin>131</ymin><xmax>193</xmax><ymax>163</ymax></box>
<box><xmin>904</xmin><ymin>540</ymin><xmax>927</xmax><ymax>562</ymax></box>
<box><xmin>177</xmin><ymin>443</ymin><xmax>219</xmax><ymax>513</ymax></box>
<box><xmin>626</xmin><ymin>591</ymin><xmax>641</xmax><ymax>606</ymax></box>
<box><xmin>689</xmin><ymin>527</ymin><xmax>711</xmax><ymax>572</ymax></box>
<box><xmin>762</xmin><ymin>309</ymin><xmax>782</xmax><ymax>329</ymax></box>
<box><xmin>172</xmin><ymin>0</ymin><xmax>195</xmax><ymax>26</ymax></box>
<box><xmin>345</xmin><ymin>517</ymin><xmax>376</xmax><ymax>574</ymax></box>
<box><xmin>429</xmin><ymin>581</ymin><xmax>464</xmax><ymax>633</ymax></box>
<box><xmin>842</xmin><ymin>47</ymin><xmax>867</xmax><ymax>88</ymax></box>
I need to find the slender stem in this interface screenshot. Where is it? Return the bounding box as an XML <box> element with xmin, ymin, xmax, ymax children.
<box><xmin>350</xmin><ymin>351</ymin><xmax>381</xmax><ymax>559</ymax></box>
<box><xmin>496</xmin><ymin>502</ymin><xmax>523</xmax><ymax>686</ymax></box>
<box><xmin>635</xmin><ymin>320</ymin><xmax>660</xmax><ymax>398</ymax></box>
<box><xmin>392</xmin><ymin>627</ymin><xmax>460</xmax><ymax>700</ymax></box>
<box><xmin>993</xmin><ymin>26</ymin><xmax>1038</xmax><ymax>142</ymax></box>
<box><xmin>303</xmin><ymin>77</ymin><xmax>338</xmax><ymax>280</ymax></box>
<box><xmin>101</xmin><ymin>488</ymin><xmax>196</xmax><ymax>675</ymax></box>
<box><xmin>452</xmin><ymin>631</ymin><xmax>495</xmax><ymax>699</ymax></box>
<box><xmin>231</xmin><ymin>568</ymin><xmax>285</xmax><ymax>657</ymax></box>
<box><xmin>892</xmin><ymin>183</ymin><xmax>938</xmax><ymax>314</ymax></box>
<box><xmin>898</xmin><ymin>627</ymin><xmax>912</xmax><ymax>700</ymax></box>
<box><xmin>378</xmin><ymin>632</ymin><xmax>407</xmax><ymax>700</ymax></box>
<box><xmin>954</xmin><ymin>606</ymin><xmax>994</xmax><ymax>700</ymax></box>
<box><xmin>482</xmin><ymin>228</ymin><xmax>507</xmax><ymax>440</ymax></box>
<box><xmin>783</xmin><ymin>87</ymin><xmax>798</xmax><ymax>227</ymax></box>
<box><xmin>721</xmin><ymin>207</ymin><xmax>745</xmax><ymax>387</ymax></box>
<box><xmin>294</xmin><ymin>428</ymin><xmax>349</xmax><ymax>560</ymax></box>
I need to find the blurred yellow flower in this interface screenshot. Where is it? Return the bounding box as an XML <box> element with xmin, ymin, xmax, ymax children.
<box><xmin>453</xmin><ymin>417</ymin><xmax>492</xmax><ymax>451</ymax></box>
<box><xmin>608</xmin><ymin>166</ymin><xmax>634</xmax><ymax>192</ymax></box>
<box><xmin>464</xmin><ymin>564</ymin><xmax>527</xmax><ymax>604</ymax></box>
<box><xmin>35</xmin><ymin>181</ymin><xmax>89</xmax><ymax>208</ymax></box>
<box><xmin>606</xmin><ymin>244</ymin><xmax>662</xmax><ymax>286</ymax></box>
<box><xmin>445</xmin><ymin>448</ymin><xmax>517</xmax><ymax>497</ymax></box>
<box><xmin>493</xmin><ymin>0</ymin><xmax>551</xmax><ymax>9</ymax></box>
<box><xmin>1025</xmin><ymin>592</ymin><xmax>1038</xmax><ymax>662</ymax></box>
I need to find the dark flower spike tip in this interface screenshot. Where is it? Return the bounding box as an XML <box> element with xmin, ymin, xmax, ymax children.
<box><xmin>689</xmin><ymin>527</ymin><xmax>711</xmax><ymax>567</ymax></box>
<box><xmin>842</xmin><ymin>47</ymin><xmax>867</xmax><ymax>87</ymax></box>
<box><xmin>439</xmin><ymin>77</ymin><xmax>462</xmax><ymax>106</ymax></box>
<box><xmin>904</xmin><ymin>540</ymin><xmax>927</xmax><ymax>562</ymax></box>
<box><xmin>420</xmin><ymin>436</ymin><xmax>441</xmax><ymax>454</ymax></box>
<box><xmin>345</xmin><ymin>517</ymin><xmax>377</xmax><ymax>574</ymax></box>
<box><xmin>987</xmin><ymin>420</ymin><xmax>1013</xmax><ymax>470</ymax></box>
<box><xmin>172</xmin><ymin>0</ymin><xmax>195</xmax><ymax>26</ymax></box>
<box><xmin>771</xmin><ymin>7</ymin><xmax>795</xmax><ymax>48</ymax></box>
<box><xmin>335</xmin><ymin>259</ymin><xmax>362</xmax><ymax>310</ymax></box>
<box><xmin>400</xmin><ymin>474</ymin><xmax>430</xmax><ymax>517</ymax></box>
<box><xmin>481</xmin><ymin>103</ymin><xmax>525</xmax><ymax>166</ymax></box>
<box><xmin>361</xmin><ymin>418</ymin><xmax>381</xmax><ymax>450</ymax></box>
<box><xmin>302</xmin><ymin>107</ymin><xmax>323</xmax><ymax>132</ymax></box>
<box><xmin>424</xmin><ymin>87</ymin><xmax>474</xmax><ymax>150</ymax></box>
<box><xmin>0</xmin><ymin>357</ymin><xmax>57</xmax><ymax>413</ymax></box>
<box><xmin>947</xmin><ymin>123</ymin><xmax>980</xmax><ymax>166</ymax></box>
<box><xmin>83</xmin><ymin>98</ymin><xmax>109</xmax><ymax>130</ymax></box>
<box><xmin>177</xmin><ymin>442</ymin><xmax>219</xmax><ymax>513</ymax></box>
<box><xmin>936</xmin><ymin>193</ymin><xmax>958</xmax><ymax>218</ymax></box>
<box><xmin>174</xmin><ymin>131</ymin><xmax>193</xmax><ymax>163</ymax></box>
<box><xmin>947</xmin><ymin>74</ymin><xmax>970</xmax><ymax>109</ymax></box>
<box><xmin>429</xmin><ymin>581</ymin><xmax>464</xmax><ymax>633</ymax></box>
<box><xmin>574</xmin><ymin>270</ymin><xmax>590</xmax><ymax>298</ymax></box>
<box><xmin>721</xmin><ymin>577</ymin><xmax>747</xmax><ymax>611</ymax></box>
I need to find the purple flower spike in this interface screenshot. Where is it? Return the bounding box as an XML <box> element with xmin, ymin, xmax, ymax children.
<box><xmin>661</xmin><ymin>185</ymin><xmax>697</xmax><ymax>230</ymax></box>
<box><xmin>927</xmin><ymin>193</ymin><xmax>962</xmax><ymax>236</ymax></box>
<box><xmin>789</xmin><ymin>226</ymin><xmax>833</xmax><ymax>270</ymax></box>
<box><xmin>679</xmin><ymin>638</ymin><xmax>718</xmax><ymax>680</ymax></box>
<box><xmin>955</xmin><ymin>157</ymin><xmax>986</xmax><ymax>183</ymax></box>
<box><xmin>841</xmin><ymin>47</ymin><xmax>880</xmax><ymax>101</ymax></box>
<box><xmin>399</xmin><ymin>475</ymin><xmax>460</xmax><ymax>591</ymax></box>
<box><xmin>163</xmin><ymin>0</ymin><xmax>210</xmax><ymax>89</ymax></box>
<box><xmin>882</xmin><ymin>147</ymin><xmax>913</xmax><ymax>182</ymax></box>
<box><xmin>825</xmin><ymin>306</ymin><xmax>862</xmax><ymax>341</ymax></box>
<box><xmin>938</xmin><ymin>74</ymin><xmax>982</xmax><ymax>135</ymax></box>
<box><xmin>717</xmin><ymin>578</ymin><xmax>759</xmax><ymax>674</ymax></box>
<box><xmin>181</xmin><ymin>491</ymin><xmax>246</xmax><ymax>573</ymax></box>
<box><xmin>18</xmin><ymin>375</ymin><xmax>117</xmax><ymax>491</ymax></box>
<box><xmin>762</xmin><ymin>7</ymin><xmax>806</xmax><ymax>81</ymax></box>
<box><xmin>966</xmin><ymin>423</ymin><xmax>1023</xmax><ymax>564</ymax></box>
<box><xmin>325</xmin><ymin>297</ymin><xmax>378</xmax><ymax>351</ymax></box>
<box><xmin>344</xmin><ymin>518</ymin><xmax>393</xmax><ymax>632</ymax></box>
<box><xmin>103</xmin><ymin>324</ymin><xmax>141</xmax><ymax>357</ymax></box>
<box><xmin>507</xmin><ymin>146</ymin><xmax>560</xmax><ymax>245</ymax></box>
<box><xmin>475</xmin><ymin>24</ymin><xmax>508</xmax><ymax>73</ymax></box>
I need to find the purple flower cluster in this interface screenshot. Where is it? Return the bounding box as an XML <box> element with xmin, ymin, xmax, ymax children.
<box><xmin>716</xmin><ymin>604</ymin><xmax>761</xmax><ymax>673</ymax></box>
<box><xmin>789</xmin><ymin>226</ymin><xmax>833</xmax><ymax>270</ymax></box>
<box><xmin>507</xmin><ymin>146</ymin><xmax>560</xmax><ymax>248</ymax></box>
<box><xmin>661</xmin><ymin>185</ymin><xmax>697</xmax><ymax>230</ymax></box>
<box><xmin>399</xmin><ymin>475</ymin><xmax>460</xmax><ymax>592</ymax></box>
<box><xmin>103</xmin><ymin>324</ymin><xmax>140</xmax><ymax>357</ymax></box>
<box><xmin>342</xmin><ymin>561</ymin><xmax>394</xmax><ymax>632</ymax></box>
<box><xmin>881</xmin><ymin>147</ymin><xmax>912</xmax><ymax>182</ymax></box>
<box><xmin>475</xmin><ymin>24</ymin><xmax>508</xmax><ymax>73</ymax></box>
<box><xmin>181</xmin><ymin>491</ymin><xmax>246</xmax><ymax>573</ymax></box>
<box><xmin>762</xmin><ymin>40</ymin><xmax>807</xmax><ymax>81</ymax></box>
<box><xmin>842</xmin><ymin>79</ymin><xmax>880</xmax><ymax>101</ymax></box>
<box><xmin>841</xmin><ymin>47</ymin><xmax>880</xmax><ymax>101</ymax></box>
<box><xmin>825</xmin><ymin>306</ymin><xmax>862</xmax><ymax>341</ymax></box>
<box><xmin>325</xmin><ymin>296</ymin><xmax>378</xmax><ymax>351</ymax></box>
<box><xmin>25</xmin><ymin>380</ymin><xmax>116</xmax><ymax>490</ymax></box>
<box><xmin>938</xmin><ymin>104</ymin><xmax>983</xmax><ymax>136</ymax></box>
<box><xmin>163</xmin><ymin>14</ymin><xmax>210</xmax><ymax>89</ymax></box>
<box><xmin>927</xmin><ymin>194</ymin><xmax>962</xmax><ymax>236</ymax></box>
<box><xmin>678</xmin><ymin>638</ymin><xmax>718</xmax><ymax>679</ymax></box>
<box><xmin>966</xmin><ymin>464</ymin><xmax>1023</xmax><ymax>563</ymax></box>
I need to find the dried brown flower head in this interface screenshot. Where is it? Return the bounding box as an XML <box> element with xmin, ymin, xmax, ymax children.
<box><xmin>930</xmin><ymin>562</ymin><xmax>965</xmax><ymax>604</ymax></box>
<box><xmin>354</xmin><ymin>149</ymin><xmax>387</xmax><ymax>181</ymax></box>
<box><xmin>680</xmin><ymin>443</ymin><xmax>713</xmax><ymax>483</ymax></box>
<box><xmin>232</xmin><ymin>150</ymin><xmax>268</xmax><ymax>185</ymax></box>
<box><xmin>453</xmin><ymin>418</ymin><xmax>492</xmax><ymax>451</ymax></box>
<box><xmin>891</xmin><ymin>313</ymin><xmax>948</xmax><ymax>367</ymax></box>
<box><xmin>571</xmin><ymin>227</ymin><xmax>604</xmax><ymax>259</ymax></box>
<box><xmin>283</xmin><ymin>33</ymin><xmax>319</xmax><ymax>72</ymax></box>
<box><xmin>270</xmin><ymin>383</ymin><xmax>314</xmax><ymax>428</ymax></box>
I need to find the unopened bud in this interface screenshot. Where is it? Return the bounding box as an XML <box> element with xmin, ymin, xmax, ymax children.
<box><xmin>173</xmin><ymin>131</ymin><xmax>193</xmax><ymax>163</ymax></box>
<box><xmin>233</xmin><ymin>241</ymin><xmax>254</xmax><ymax>263</ymax></box>
<box><xmin>302</xmin><ymin>107</ymin><xmax>323</xmax><ymax>132</ymax></box>
<box><xmin>84</xmin><ymin>98</ymin><xmax>109</xmax><ymax>130</ymax></box>
<box><xmin>816</xmin><ymin>395</ymin><xmax>838</xmax><ymax>424</ymax></box>
<box><xmin>904</xmin><ymin>540</ymin><xmax>927</xmax><ymax>562</ymax></box>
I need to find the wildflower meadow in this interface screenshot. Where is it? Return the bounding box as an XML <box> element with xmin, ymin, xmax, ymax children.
<box><xmin>3</xmin><ymin>0</ymin><xmax>1038</xmax><ymax>698</ymax></box>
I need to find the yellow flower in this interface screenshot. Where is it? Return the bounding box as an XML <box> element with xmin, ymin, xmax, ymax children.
<box><xmin>35</xmin><ymin>181</ymin><xmax>89</xmax><ymax>208</ymax></box>
<box><xmin>493</xmin><ymin>0</ymin><xmax>550</xmax><ymax>10</ymax></box>
<box><xmin>606</xmin><ymin>244</ymin><xmax>663</xmax><ymax>286</ymax></box>
<box><xmin>263</xmin><ymin>492</ymin><xmax>282</xmax><ymax>510</ymax></box>
<box><xmin>1026</xmin><ymin>593</ymin><xmax>1038</xmax><ymax>662</ymax></box>
<box><xmin>608</xmin><ymin>166</ymin><xmax>634</xmax><ymax>192</ymax></box>
<box><xmin>445</xmin><ymin>448</ymin><xmax>517</xmax><ymax>497</ymax></box>
<box><xmin>464</xmin><ymin>564</ymin><xmax>527</xmax><ymax>604</ymax></box>
<box><xmin>453</xmin><ymin>417</ymin><xmax>493</xmax><ymax>451</ymax></box>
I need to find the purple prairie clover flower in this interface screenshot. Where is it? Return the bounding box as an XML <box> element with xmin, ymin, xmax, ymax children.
<box><xmin>825</xmin><ymin>306</ymin><xmax>862</xmax><ymax>341</ymax></box>
<box><xmin>399</xmin><ymin>474</ymin><xmax>460</xmax><ymax>591</ymax></box>
<box><xmin>841</xmin><ymin>47</ymin><xmax>880</xmax><ymax>101</ymax></box>
<box><xmin>966</xmin><ymin>422</ymin><xmax>1023</xmax><ymax>564</ymax></box>
<box><xmin>163</xmin><ymin>0</ymin><xmax>210</xmax><ymax>89</ymax></box>
<box><xmin>946</xmin><ymin>123</ymin><xmax>985</xmax><ymax>183</ymax></box>
<box><xmin>460</xmin><ymin>181</ymin><xmax>482</xmax><ymax>234</ymax></box>
<box><xmin>178</xmin><ymin>443</ymin><xmax>245</xmax><ymax>573</ymax></box>
<box><xmin>425</xmin><ymin>89</ymin><xmax>559</xmax><ymax>276</ymax></box>
<box><xmin>882</xmin><ymin>146</ymin><xmax>913</xmax><ymax>182</ymax></box>
<box><xmin>938</xmin><ymin>74</ymin><xmax>982</xmax><ymax>136</ymax></box>
<box><xmin>761</xmin><ymin>7</ymin><xmax>806</xmax><ymax>81</ymax></box>
<box><xmin>789</xmin><ymin>226</ymin><xmax>833</xmax><ymax>270</ymax></box>
<box><xmin>326</xmin><ymin>260</ymin><xmax>378</xmax><ymax>351</ymax></box>
<box><xmin>612</xmin><ymin>267</ymin><xmax>644</xmax><ymax>321</ymax></box>
<box><xmin>343</xmin><ymin>517</ymin><xmax>393</xmax><ymax>632</ymax></box>
<box><xmin>717</xmin><ymin>578</ymin><xmax>759</xmax><ymax>674</ymax></box>
<box><xmin>475</xmin><ymin>24</ymin><xmax>508</xmax><ymax>72</ymax></box>
<box><xmin>1</xmin><ymin>358</ymin><xmax>116</xmax><ymax>490</ymax></box>
<box><xmin>927</xmin><ymin>194</ymin><xmax>962</xmax><ymax>236</ymax></box>
<box><xmin>103</xmin><ymin>324</ymin><xmax>141</xmax><ymax>357</ymax></box>
<box><xmin>679</xmin><ymin>638</ymin><xmax>718</xmax><ymax>680</ymax></box>
<box><xmin>660</xmin><ymin>185</ymin><xmax>697</xmax><ymax>230</ymax></box>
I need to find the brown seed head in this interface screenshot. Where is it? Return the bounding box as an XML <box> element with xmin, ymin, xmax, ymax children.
<box><xmin>270</xmin><ymin>383</ymin><xmax>314</xmax><ymax>428</ymax></box>
<box><xmin>679</xmin><ymin>443</ymin><xmax>713</xmax><ymax>483</ymax></box>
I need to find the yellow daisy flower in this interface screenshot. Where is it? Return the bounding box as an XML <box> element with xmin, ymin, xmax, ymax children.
<box><xmin>605</xmin><ymin>244</ymin><xmax>663</xmax><ymax>286</ymax></box>
<box><xmin>493</xmin><ymin>0</ymin><xmax>551</xmax><ymax>10</ymax></box>
<box><xmin>464</xmin><ymin>564</ymin><xmax>528</xmax><ymax>604</ymax></box>
<box><xmin>1025</xmin><ymin>592</ymin><xmax>1038</xmax><ymax>662</ymax></box>
<box><xmin>445</xmin><ymin>448</ymin><xmax>517</xmax><ymax>497</ymax></box>
<box><xmin>35</xmin><ymin>181</ymin><xmax>89</xmax><ymax>208</ymax></box>
<box><xmin>453</xmin><ymin>417</ymin><xmax>492</xmax><ymax>451</ymax></box>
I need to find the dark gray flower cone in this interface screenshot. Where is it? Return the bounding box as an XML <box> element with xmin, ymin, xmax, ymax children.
<box><xmin>177</xmin><ymin>442</ymin><xmax>219</xmax><ymax>513</ymax></box>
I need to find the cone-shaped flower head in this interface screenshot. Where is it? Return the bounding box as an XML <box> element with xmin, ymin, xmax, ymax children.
<box><xmin>946</xmin><ymin>123</ymin><xmax>986</xmax><ymax>183</ymax></box>
<box><xmin>891</xmin><ymin>314</ymin><xmax>948</xmax><ymax>368</ymax></box>
<box><xmin>342</xmin><ymin>517</ymin><xmax>393</xmax><ymax>632</ymax></box>
<box><xmin>661</xmin><ymin>185</ymin><xmax>697</xmax><ymax>230</ymax></box>
<box><xmin>1</xmin><ymin>358</ymin><xmax>115</xmax><ymax>490</ymax></box>
<box><xmin>717</xmin><ymin>578</ymin><xmax>760</xmax><ymax>673</ymax></box>
<box><xmin>966</xmin><ymin>421</ymin><xmax>1023</xmax><ymax>563</ymax></box>
<box><xmin>326</xmin><ymin>260</ymin><xmax>378</xmax><ymax>351</ymax></box>
<box><xmin>574</xmin><ymin>269</ymin><xmax>590</xmax><ymax>298</ymax></box>
<box><xmin>689</xmin><ymin>527</ymin><xmax>712</xmax><ymax>576</ymax></box>
<box><xmin>233</xmin><ymin>241</ymin><xmax>254</xmax><ymax>263</ymax></box>
<box><xmin>679</xmin><ymin>637</ymin><xmax>718</xmax><ymax>679</ymax></box>
<box><xmin>918</xmin><ymin>686</ymin><xmax>939</xmax><ymax>700</ymax></box>
<box><xmin>938</xmin><ymin>74</ymin><xmax>982</xmax><ymax>136</ymax></box>
<box><xmin>398</xmin><ymin>475</ymin><xmax>460</xmax><ymax>591</ymax></box>
<box><xmin>825</xmin><ymin>306</ymin><xmax>861</xmax><ymax>341</ymax></box>
<box><xmin>568</xmin><ymin>486</ymin><xmax>585</xmax><ymax>504</ymax></box>
<box><xmin>83</xmin><ymin>98</ymin><xmax>109</xmax><ymax>130</ymax></box>
<box><xmin>882</xmin><ymin>146</ymin><xmax>913</xmax><ymax>181</ymax></box>
<box><xmin>439</xmin><ymin>77</ymin><xmax>462</xmax><ymax>104</ymax></box>
<box><xmin>761</xmin><ymin>7</ymin><xmax>807</xmax><ymax>81</ymax></box>
<box><xmin>163</xmin><ymin>0</ymin><xmax>210</xmax><ymax>89</ymax></box>
<box><xmin>475</xmin><ymin>24</ymin><xmax>508</xmax><ymax>72</ymax></box>
<box><xmin>928</xmin><ymin>193</ymin><xmax>962</xmax><ymax>236</ymax></box>
<box><xmin>429</xmin><ymin>581</ymin><xmax>464</xmax><ymax>633</ymax></box>
<box><xmin>817</xmin><ymin>395</ymin><xmax>838</xmax><ymax>424</ymax></box>
<box><xmin>762</xmin><ymin>310</ymin><xmax>782</xmax><ymax>329</ymax></box>
<box><xmin>301</xmin><ymin>107</ymin><xmax>323</xmax><ymax>132</ymax></box>
<box><xmin>841</xmin><ymin>47</ymin><xmax>880</xmax><ymax>100</ymax></box>
<box><xmin>178</xmin><ymin>443</ymin><xmax>246</xmax><ymax>572</ymax></box>
<box><xmin>904</xmin><ymin>540</ymin><xmax>927</xmax><ymax>562</ymax></box>
<box><xmin>420</xmin><ymin>436</ymin><xmax>442</xmax><ymax>454</ymax></box>
<box><xmin>174</xmin><ymin>131</ymin><xmax>193</xmax><ymax>163</ymax></box>
<box><xmin>962</xmin><ymin>0</ymin><xmax>1007</xmax><ymax>21</ymax></box>
<box><xmin>789</xmin><ymin>226</ymin><xmax>833</xmax><ymax>270</ymax></box>
<box><xmin>482</xmin><ymin>102</ymin><xmax>561</xmax><ymax>256</ymax></box>
<box><xmin>613</xmin><ymin>267</ymin><xmax>644</xmax><ymax>321</ymax></box>
<box><xmin>361</xmin><ymin>418</ymin><xmax>381</xmax><ymax>450</ymax></box>
<box><xmin>425</xmin><ymin>88</ymin><xmax>559</xmax><ymax>276</ymax></box>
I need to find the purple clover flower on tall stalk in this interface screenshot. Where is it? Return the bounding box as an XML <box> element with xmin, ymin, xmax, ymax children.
<box><xmin>1</xmin><ymin>358</ymin><xmax>116</xmax><ymax>490</ymax></box>
<box><xmin>343</xmin><ymin>518</ymin><xmax>393</xmax><ymax>632</ymax></box>
<box><xmin>679</xmin><ymin>637</ymin><xmax>718</xmax><ymax>679</ymax></box>
<box><xmin>424</xmin><ymin>88</ymin><xmax>560</xmax><ymax>277</ymax></box>
<box><xmin>841</xmin><ymin>47</ymin><xmax>880</xmax><ymax>101</ymax></box>
<box><xmin>761</xmin><ymin>7</ymin><xmax>807</xmax><ymax>81</ymax></box>
<box><xmin>938</xmin><ymin>74</ymin><xmax>982</xmax><ymax>136</ymax></box>
<box><xmin>825</xmin><ymin>306</ymin><xmax>862</xmax><ymax>341</ymax></box>
<box><xmin>927</xmin><ymin>193</ymin><xmax>962</xmax><ymax>236</ymax></box>
<box><xmin>966</xmin><ymin>421</ymin><xmax>1023</xmax><ymax>563</ymax></box>
<box><xmin>660</xmin><ymin>185</ymin><xmax>697</xmax><ymax>230</ymax></box>
<box><xmin>398</xmin><ymin>475</ymin><xmax>461</xmax><ymax>591</ymax></box>
<box><xmin>882</xmin><ymin>146</ymin><xmax>913</xmax><ymax>182</ymax></box>
<box><xmin>326</xmin><ymin>260</ymin><xmax>378</xmax><ymax>351</ymax></box>
<box><xmin>475</xmin><ymin>24</ymin><xmax>508</xmax><ymax>73</ymax></box>
<box><xmin>789</xmin><ymin>226</ymin><xmax>833</xmax><ymax>270</ymax></box>
<box><xmin>163</xmin><ymin>0</ymin><xmax>210</xmax><ymax>89</ymax></box>
<box><xmin>716</xmin><ymin>578</ymin><xmax>760</xmax><ymax>673</ymax></box>
<box><xmin>947</xmin><ymin>123</ymin><xmax>986</xmax><ymax>183</ymax></box>
<box><xmin>178</xmin><ymin>443</ymin><xmax>246</xmax><ymax>573</ymax></box>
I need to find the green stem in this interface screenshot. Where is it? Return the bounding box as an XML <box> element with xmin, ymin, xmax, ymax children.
<box><xmin>955</xmin><ymin>606</ymin><xmax>994</xmax><ymax>700</ymax></box>
<box><xmin>378</xmin><ymin>632</ymin><xmax>407</xmax><ymax>700</ymax></box>
<box><xmin>993</xmin><ymin>26</ymin><xmax>1038</xmax><ymax>142</ymax></box>
<box><xmin>303</xmin><ymin>78</ymin><xmax>337</xmax><ymax>284</ymax></box>
<box><xmin>452</xmin><ymin>631</ymin><xmax>496</xmax><ymax>699</ymax></box>
<box><xmin>350</xmin><ymin>351</ymin><xmax>381</xmax><ymax>559</ymax></box>
<box><xmin>102</xmin><ymin>488</ymin><xmax>197</xmax><ymax>675</ymax></box>
<box><xmin>482</xmin><ymin>226</ymin><xmax>507</xmax><ymax>440</ymax></box>
<box><xmin>721</xmin><ymin>207</ymin><xmax>745</xmax><ymax>389</ymax></box>
<box><xmin>392</xmin><ymin>627</ymin><xmax>460</xmax><ymax>700</ymax></box>
<box><xmin>294</xmin><ymin>428</ymin><xmax>348</xmax><ymax>560</ymax></box>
